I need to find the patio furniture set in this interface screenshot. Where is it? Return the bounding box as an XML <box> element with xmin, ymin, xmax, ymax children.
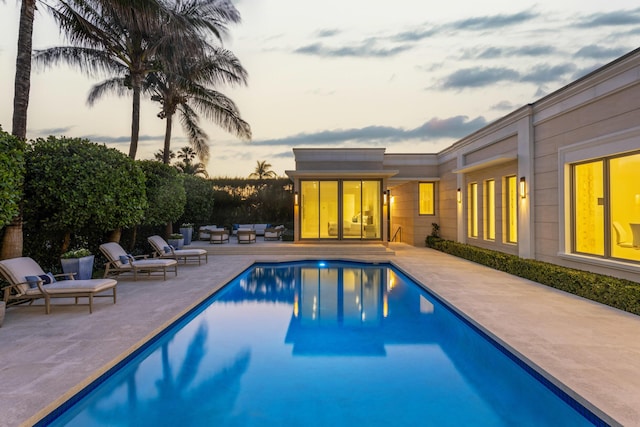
<box><xmin>198</xmin><ymin>224</ymin><xmax>286</xmax><ymax>244</ymax></box>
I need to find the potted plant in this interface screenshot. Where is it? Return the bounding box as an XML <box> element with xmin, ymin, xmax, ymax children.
<box><xmin>179</xmin><ymin>223</ymin><xmax>194</xmax><ymax>246</ymax></box>
<box><xmin>60</xmin><ymin>248</ymin><xmax>95</xmax><ymax>280</ymax></box>
<box><xmin>167</xmin><ymin>233</ymin><xmax>185</xmax><ymax>249</ymax></box>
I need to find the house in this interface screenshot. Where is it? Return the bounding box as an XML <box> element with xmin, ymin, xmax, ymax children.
<box><xmin>286</xmin><ymin>47</ymin><xmax>640</xmax><ymax>282</ymax></box>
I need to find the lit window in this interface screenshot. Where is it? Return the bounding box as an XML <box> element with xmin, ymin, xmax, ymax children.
<box><xmin>484</xmin><ymin>180</ymin><xmax>495</xmax><ymax>240</ymax></box>
<box><xmin>505</xmin><ymin>176</ymin><xmax>518</xmax><ymax>243</ymax></box>
<box><xmin>468</xmin><ymin>182</ymin><xmax>478</xmax><ymax>238</ymax></box>
<box><xmin>571</xmin><ymin>152</ymin><xmax>640</xmax><ymax>263</ymax></box>
<box><xmin>419</xmin><ymin>182</ymin><xmax>435</xmax><ymax>215</ymax></box>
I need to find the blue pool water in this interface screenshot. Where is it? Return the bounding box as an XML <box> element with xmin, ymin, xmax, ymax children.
<box><xmin>43</xmin><ymin>261</ymin><xmax>602</xmax><ymax>426</ymax></box>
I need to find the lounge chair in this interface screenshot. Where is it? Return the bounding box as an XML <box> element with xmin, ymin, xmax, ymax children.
<box><xmin>237</xmin><ymin>229</ymin><xmax>256</xmax><ymax>244</ymax></box>
<box><xmin>0</xmin><ymin>257</ymin><xmax>117</xmax><ymax>314</ymax></box>
<box><xmin>148</xmin><ymin>235</ymin><xmax>208</xmax><ymax>264</ymax></box>
<box><xmin>99</xmin><ymin>242</ymin><xmax>178</xmax><ymax>281</ymax></box>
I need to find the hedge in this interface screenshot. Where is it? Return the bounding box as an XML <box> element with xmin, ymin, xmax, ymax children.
<box><xmin>426</xmin><ymin>238</ymin><xmax>640</xmax><ymax>315</ymax></box>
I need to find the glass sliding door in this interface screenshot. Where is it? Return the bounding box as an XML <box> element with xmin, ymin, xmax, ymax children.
<box><xmin>300</xmin><ymin>179</ymin><xmax>381</xmax><ymax>240</ymax></box>
<box><xmin>342</xmin><ymin>180</ymin><xmax>381</xmax><ymax>239</ymax></box>
<box><xmin>301</xmin><ymin>181</ymin><xmax>338</xmax><ymax>239</ymax></box>
<box><xmin>609</xmin><ymin>153</ymin><xmax>640</xmax><ymax>262</ymax></box>
<box><xmin>573</xmin><ymin>161</ymin><xmax>604</xmax><ymax>256</ymax></box>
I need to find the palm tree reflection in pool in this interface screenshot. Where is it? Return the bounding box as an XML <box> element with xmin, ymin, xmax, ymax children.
<box><xmin>88</xmin><ymin>321</ymin><xmax>251</xmax><ymax>425</ymax></box>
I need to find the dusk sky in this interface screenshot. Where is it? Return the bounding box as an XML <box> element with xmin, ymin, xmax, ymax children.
<box><xmin>1</xmin><ymin>0</ymin><xmax>639</xmax><ymax>177</ymax></box>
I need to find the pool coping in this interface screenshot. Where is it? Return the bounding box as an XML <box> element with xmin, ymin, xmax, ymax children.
<box><xmin>1</xmin><ymin>244</ymin><xmax>638</xmax><ymax>426</ymax></box>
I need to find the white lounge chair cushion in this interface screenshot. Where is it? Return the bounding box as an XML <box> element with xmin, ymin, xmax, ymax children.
<box><xmin>23</xmin><ymin>279</ymin><xmax>117</xmax><ymax>296</ymax></box>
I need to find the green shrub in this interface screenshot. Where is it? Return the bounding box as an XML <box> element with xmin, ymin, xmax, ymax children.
<box><xmin>0</xmin><ymin>127</ymin><xmax>26</xmax><ymax>228</ymax></box>
<box><xmin>428</xmin><ymin>239</ymin><xmax>640</xmax><ymax>315</ymax></box>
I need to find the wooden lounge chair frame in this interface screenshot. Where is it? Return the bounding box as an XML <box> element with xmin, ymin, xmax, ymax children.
<box><xmin>0</xmin><ymin>257</ymin><xmax>117</xmax><ymax>314</ymax></box>
<box><xmin>147</xmin><ymin>235</ymin><xmax>208</xmax><ymax>264</ymax></box>
<box><xmin>99</xmin><ymin>242</ymin><xmax>178</xmax><ymax>281</ymax></box>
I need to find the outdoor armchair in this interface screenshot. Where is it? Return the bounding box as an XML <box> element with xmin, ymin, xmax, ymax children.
<box><xmin>99</xmin><ymin>242</ymin><xmax>178</xmax><ymax>281</ymax></box>
<box><xmin>237</xmin><ymin>229</ymin><xmax>257</xmax><ymax>244</ymax></box>
<box><xmin>148</xmin><ymin>235</ymin><xmax>208</xmax><ymax>264</ymax></box>
<box><xmin>0</xmin><ymin>257</ymin><xmax>117</xmax><ymax>314</ymax></box>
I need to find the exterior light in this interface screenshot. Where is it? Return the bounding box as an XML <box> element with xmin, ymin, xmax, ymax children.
<box><xmin>294</xmin><ymin>191</ymin><xmax>299</xmax><ymax>206</ymax></box>
<box><xmin>383</xmin><ymin>190</ymin><xmax>388</xmax><ymax>205</ymax></box>
<box><xmin>520</xmin><ymin>177</ymin><xmax>526</xmax><ymax>199</ymax></box>
<box><xmin>457</xmin><ymin>188</ymin><xmax>461</xmax><ymax>203</ymax></box>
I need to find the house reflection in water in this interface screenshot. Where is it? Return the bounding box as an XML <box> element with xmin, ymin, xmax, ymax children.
<box><xmin>285</xmin><ymin>265</ymin><xmax>436</xmax><ymax>356</ymax></box>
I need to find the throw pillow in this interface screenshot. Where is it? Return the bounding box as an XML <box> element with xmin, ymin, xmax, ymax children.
<box><xmin>119</xmin><ymin>255</ymin><xmax>130</xmax><ymax>265</ymax></box>
<box><xmin>38</xmin><ymin>273</ymin><xmax>55</xmax><ymax>285</ymax></box>
<box><xmin>25</xmin><ymin>275</ymin><xmax>40</xmax><ymax>288</ymax></box>
<box><xmin>164</xmin><ymin>246</ymin><xmax>172</xmax><ymax>254</ymax></box>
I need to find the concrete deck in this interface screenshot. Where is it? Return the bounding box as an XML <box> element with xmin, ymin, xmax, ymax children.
<box><xmin>1</xmin><ymin>242</ymin><xmax>639</xmax><ymax>426</ymax></box>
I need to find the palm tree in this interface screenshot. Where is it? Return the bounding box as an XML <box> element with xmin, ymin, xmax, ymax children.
<box><xmin>249</xmin><ymin>160</ymin><xmax>277</xmax><ymax>179</ymax></box>
<box><xmin>145</xmin><ymin>44</ymin><xmax>251</xmax><ymax>165</ymax></box>
<box><xmin>154</xmin><ymin>149</ymin><xmax>175</xmax><ymax>162</ymax></box>
<box><xmin>2</xmin><ymin>0</ymin><xmax>40</xmax><ymax>259</ymax></box>
<box><xmin>175</xmin><ymin>146</ymin><xmax>208</xmax><ymax>177</ymax></box>
<box><xmin>35</xmin><ymin>0</ymin><xmax>242</xmax><ymax>159</ymax></box>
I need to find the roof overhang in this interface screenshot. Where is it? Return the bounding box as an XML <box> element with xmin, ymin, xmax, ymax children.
<box><xmin>452</xmin><ymin>154</ymin><xmax>517</xmax><ymax>174</ymax></box>
<box><xmin>286</xmin><ymin>170</ymin><xmax>399</xmax><ymax>180</ymax></box>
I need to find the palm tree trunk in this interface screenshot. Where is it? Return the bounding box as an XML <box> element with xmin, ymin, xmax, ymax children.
<box><xmin>128</xmin><ymin>74</ymin><xmax>142</xmax><ymax>159</ymax></box>
<box><xmin>163</xmin><ymin>114</ymin><xmax>173</xmax><ymax>164</ymax></box>
<box><xmin>0</xmin><ymin>215</ymin><xmax>23</xmax><ymax>260</ymax></box>
<box><xmin>3</xmin><ymin>0</ymin><xmax>36</xmax><ymax>260</ymax></box>
<box><xmin>12</xmin><ymin>0</ymin><xmax>35</xmax><ymax>140</ymax></box>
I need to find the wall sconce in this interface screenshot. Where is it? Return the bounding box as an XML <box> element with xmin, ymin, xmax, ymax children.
<box><xmin>457</xmin><ymin>188</ymin><xmax>461</xmax><ymax>204</ymax></box>
<box><xmin>383</xmin><ymin>190</ymin><xmax>388</xmax><ymax>205</ymax></box>
<box><xmin>294</xmin><ymin>191</ymin><xmax>299</xmax><ymax>206</ymax></box>
<box><xmin>519</xmin><ymin>177</ymin><xmax>526</xmax><ymax>199</ymax></box>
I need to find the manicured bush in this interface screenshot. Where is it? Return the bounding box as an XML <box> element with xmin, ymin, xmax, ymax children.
<box><xmin>23</xmin><ymin>136</ymin><xmax>147</xmax><ymax>267</ymax></box>
<box><xmin>138</xmin><ymin>161</ymin><xmax>185</xmax><ymax>226</ymax></box>
<box><xmin>178</xmin><ymin>175</ymin><xmax>216</xmax><ymax>228</ymax></box>
<box><xmin>426</xmin><ymin>239</ymin><xmax>640</xmax><ymax>315</ymax></box>
<box><xmin>0</xmin><ymin>127</ymin><xmax>26</xmax><ymax>228</ymax></box>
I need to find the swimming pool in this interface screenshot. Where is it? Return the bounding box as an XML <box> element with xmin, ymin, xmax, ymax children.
<box><xmin>41</xmin><ymin>261</ymin><xmax>603</xmax><ymax>426</ymax></box>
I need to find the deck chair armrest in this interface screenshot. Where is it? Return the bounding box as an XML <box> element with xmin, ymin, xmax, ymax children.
<box><xmin>54</xmin><ymin>272</ymin><xmax>76</xmax><ymax>280</ymax></box>
<box><xmin>133</xmin><ymin>254</ymin><xmax>149</xmax><ymax>260</ymax></box>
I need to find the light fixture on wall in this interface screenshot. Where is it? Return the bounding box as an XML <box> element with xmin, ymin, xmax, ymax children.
<box><xmin>383</xmin><ymin>190</ymin><xmax>388</xmax><ymax>205</ymax></box>
<box><xmin>457</xmin><ymin>188</ymin><xmax>461</xmax><ymax>204</ymax></box>
<box><xmin>520</xmin><ymin>177</ymin><xmax>526</xmax><ymax>199</ymax></box>
<box><xmin>294</xmin><ymin>191</ymin><xmax>299</xmax><ymax>206</ymax></box>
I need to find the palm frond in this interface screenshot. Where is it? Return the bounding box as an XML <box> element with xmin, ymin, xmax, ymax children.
<box><xmin>87</xmin><ymin>77</ymin><xmax>131</xmax><ymax>105</ymax></box>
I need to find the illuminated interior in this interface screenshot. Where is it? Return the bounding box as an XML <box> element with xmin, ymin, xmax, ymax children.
<box><xmin>573</xmin><ymin>152</ymin><xmax>640</xmax><ymax>262</ymax></box>
<box><xmin>484</xmin><ymin>179</ymin><xmax>495</xmax><ymax>240</ymax></box>
<box><xmin>505</xmin><ymin>176</ymin><xmax>518</xmax><ymax>243</ymax></box>
<box><xmin>468</xmin><ymin>182</ymin><xmax>478</xmax><ymax>238</ymax></box>
<box><xmin>419</xmin><ymin>182</ymin><xmax>435</xmax><ymax>215</ymax></box>
<box><xmin>573</xmin><ymin>161</ymin><xmax>604</xmax><ymax>256</ymax></box>
<box><xmin>300</xmin><ymin>180</ymin><xmax>381</xmax><ymax>240</ymax></box>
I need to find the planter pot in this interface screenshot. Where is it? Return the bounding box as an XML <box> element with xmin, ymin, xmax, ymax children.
<box><xmin>167</xmin><ymin>238</ymin><xmax>184</xmax><ymax>250</ymax></box>
<box><xmin>179</xmin><ymin>227</ymin><xmax>193</xmax><ymax>245</ymax></box>
<box><xmin>61</xmin><ymin>255</ymin><xmax>95</xmax><ymax>280</ymax></box>
<box><xmin>0</xmin><ymin>301</ymin><xmax>5</xmax><ymax>327</ymax></box>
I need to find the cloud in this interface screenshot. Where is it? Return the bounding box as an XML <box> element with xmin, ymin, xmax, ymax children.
<box><xmin>80</xmin><ymin>134</ymin><xmax>165</xmax><ymax>144</ymax></box>
<box><xmin>469</xmin><ymin>45</ymin><xmax>557</xmax><ymax>60</ymax></box>
<box><xmin>450</xmin><ymin>10</ymin><xmax>539</xmax><ymax>31</ymax></box>
<box><xmin>294</xmin><ymin>41</ymin><xmax>413</xmax><ymax>58</ymax></box>
<box><xmin>577</xmin><ymin>9</ymin><xmax>640</xmax><ymax>27</ymax></box>
<box><xmin>575</xmin><ymin>45</ymin><xmax>630</xmax><ymax>60</ymax></box>
<box><xmin>251</xmin><ymin>116</ymin><xmax>487</xmax><ymax>146</ymax></box>
<box><xmin>491</xmin><ymin>100</ymin><xmax>517</xmax><ymax>111</ymax></box>
<box><xmin>439</xmin><ymin>67</ymin><xmax>520</xmax><ymax>89</ymax></box>
<box><xmin>316</xmin><ymin>29</ymin><xmax>341</xmax><ymax>38</ymax></box>
<box><xmin>34</xmin><ymin>126</ymin><xmax>75</xmax><ymax>136</ymax></box>
<box><xmin>521</xmin><ymin>63</ymin><xmax>576</xmax><ymax>84</ymax></box>
<box><xmin>392</xmin><ymin>27</ymin><xmax>438</xmax><ymax>42</ymax></box>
